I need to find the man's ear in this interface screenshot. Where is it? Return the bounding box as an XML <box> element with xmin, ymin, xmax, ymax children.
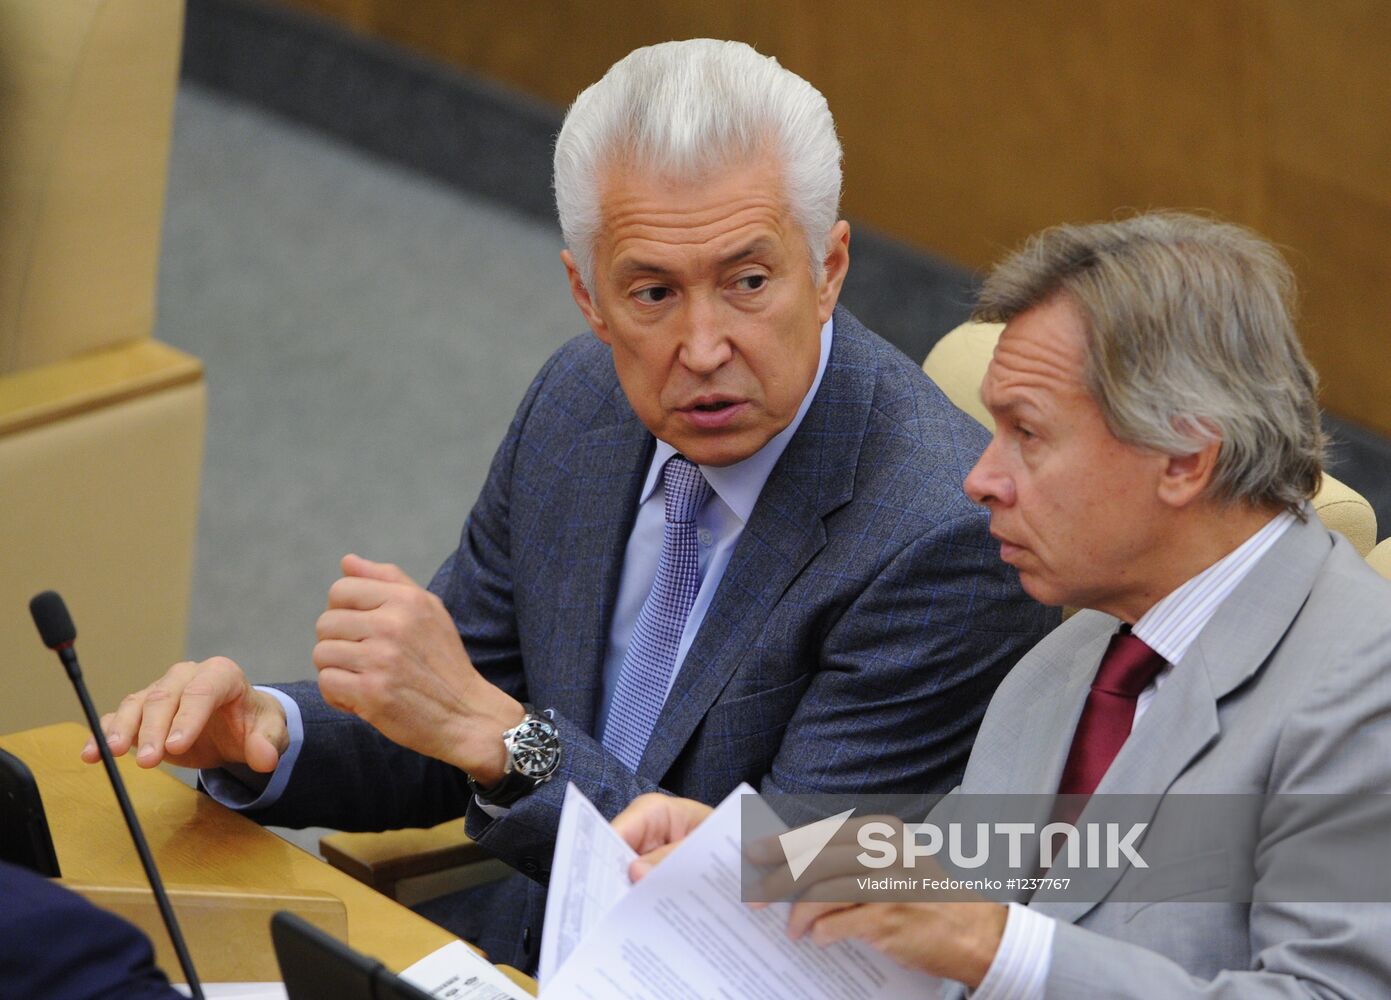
<box><xmin>816</xmin><ymin>220</ymin><xmax>852</xmax><ymax>324</ymax></box>
<box><xmin>1157</xmin><ymin>435</ymin><xmax>1221</xmax><ymax>509</ymax></box>
<box><xmin>562</xmin><ymin>249</ymin><xmax>610</xmax><ymax>344</ymax></box>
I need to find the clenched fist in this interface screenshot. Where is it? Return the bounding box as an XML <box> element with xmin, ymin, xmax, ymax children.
<box><xmin>312</xmin><ymin>554</ymin><xmax>525</xmax><ymax>786</ymax></box>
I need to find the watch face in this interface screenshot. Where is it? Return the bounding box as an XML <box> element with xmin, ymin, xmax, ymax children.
<box><xmin>510</xmin><ymin>718</ymin><xmax>560</xmax><ymax>779</ymax></box>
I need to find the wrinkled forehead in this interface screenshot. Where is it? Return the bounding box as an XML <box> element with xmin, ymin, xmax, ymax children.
<box><xmin>982</xmin><ymin>298</ymin><xmax>1093</xmax><ymax>406</ymax></box>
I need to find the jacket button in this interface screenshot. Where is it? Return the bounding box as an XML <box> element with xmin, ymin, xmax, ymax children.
<box><xmin>521</xmin><ymin>857</ymin><xmax>539</xmax><ymax>874</ymax></box>
<box><xmin>522</xmin><ymin>927</ymin><xmax>532</xmax><ymax>952</ymax></box>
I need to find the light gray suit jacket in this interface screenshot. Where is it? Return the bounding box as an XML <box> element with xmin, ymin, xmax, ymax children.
<box><xmin>953</xmin><ymin>511</ymin><xmax>1391</xmax><ymax>998</ymax></box>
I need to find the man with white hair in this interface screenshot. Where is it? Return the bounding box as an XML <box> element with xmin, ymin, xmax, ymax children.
<box><xmin>85</xmin><ymin>40</ymin><xmax>1054</xmax><ymax>970</ymax></box>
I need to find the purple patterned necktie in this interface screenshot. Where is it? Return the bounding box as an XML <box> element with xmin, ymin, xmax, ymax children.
<box><xmin>602</xmin><ymin>455</ymin><xmax>712</xmax><ymax>772</ymax></box>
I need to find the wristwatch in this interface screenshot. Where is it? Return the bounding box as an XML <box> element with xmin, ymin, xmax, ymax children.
<box><xmin>468</xmin><ymin>705</ymin><xmax>561</xmax><ymax>807</ymax></box>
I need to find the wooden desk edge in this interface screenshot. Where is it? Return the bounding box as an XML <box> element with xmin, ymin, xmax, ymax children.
<box><xmin>0</xmin><ymin>723</ymin><xmax>539</xmax><ymax>994</ymax></box>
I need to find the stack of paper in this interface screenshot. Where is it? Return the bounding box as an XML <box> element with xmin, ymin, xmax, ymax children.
<box><xmin>538</xmin><ymin>784</ymin><xmax>943</xmax><ymax>999</ymax></box>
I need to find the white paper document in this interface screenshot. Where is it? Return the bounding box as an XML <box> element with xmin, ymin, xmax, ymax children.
<box><xmin>540</xmin><ymin>783</ymin><xmax>942</xmax><ymax>999</ymax></box>
<box><xmin>538</xmin><ymin>782</ymin><xmax>640</xmax><ymax>983</ymax></box>
<box><xmin>401</xmin><ymin>939</ymin><xmax>533</xmax><ymax>999</ymax></box>
<box><xmin>173</xmin><ymin>985</ymin><xmax>287</xmax><ymax>999</ymax></box>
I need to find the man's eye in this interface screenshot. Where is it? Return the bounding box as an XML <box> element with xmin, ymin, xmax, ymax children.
<box><xmin>634</xmin><ymin>286</ymin><xmax>671</xmax><ymax>304</ymax></box>
<box><xmin>735</xmin><ymin>274</ymin><xmax>768</xmax><ymax>292</ymax></box>
<box><xmin>1016</xmin><ymin>424</ymin><xmax>1036</xmax><ymax>441</ymax></box>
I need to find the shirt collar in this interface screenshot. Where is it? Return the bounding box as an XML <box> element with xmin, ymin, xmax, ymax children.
<box><xmin>640</xmin><ymin>315</ymin><xmax>835</xmax><ymax>523</ymax></box>
<box><xmin>1132</xmin><ymin>508</ymin><xmax>1297</xmax><ymax>664</ymax></box>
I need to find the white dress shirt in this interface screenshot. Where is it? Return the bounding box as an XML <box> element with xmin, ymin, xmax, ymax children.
<box><xmin>971</xmin><ymin>510</ymin><xmax>1296</xmax><ymax>1000</ymax></box>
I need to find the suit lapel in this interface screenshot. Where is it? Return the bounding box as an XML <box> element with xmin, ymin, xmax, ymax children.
<box><xmin>960</xmin><ymin>611</ymin><xmax>1120</xmax><ymax>801</ymax></box>
<box><xmin>637</xmin><ymin>309</ymin><xmax>872</xmax><ymax>779</ymax></box>
<box><xmin>545</xmin><ymin>383</ymin><xmax>653</xmax><ymax>733</ymax></box>
<box><xmin>1033</xmin><ymin>512</ymin><xmax>1333</xmax><ymax>925</ymax></box>
<box><xmin>954</xmin><ymin>618</ymin><xmax>1109</xmax><ymax>904</ymax></box>
<box><xmin>1031</xmin><ymin>654</ymin><xmax>1221</xmax><ymax>925</ymax></box>
<box><xmin>1010</xmin><ymin>624</ymin><xmax>1109</xmax><ymax>795</ymax></box>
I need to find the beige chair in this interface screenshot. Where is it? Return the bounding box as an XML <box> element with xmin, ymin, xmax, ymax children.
<box><xmin>922</xmin><ymin>320</ymin><xmax>1379</xmax><ymax>554</ymax></box>
<box><xmin>1368</xmin><ymin>538</ymin><xmax>1391</xmax><ymax>580</ymax></box>
<box><xmin>0</xmin><ymin>0</ymin><xmax>204</xmax><ymax>734</ymax></box>
<box><xmin>921</xmin><ymin>319</ymin><xmax>1004</xmax><ymax>430</ymax></box>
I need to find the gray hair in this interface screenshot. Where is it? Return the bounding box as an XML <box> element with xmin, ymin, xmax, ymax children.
<box><xmin>975</xmin><ymin>211</ymin><xmax>1325</xmax><ymax>515</ymax></box>
<box><xmin>553</xmin><ymin>39</ymin><xmax>842</xmax><ymax>293</ymax></box>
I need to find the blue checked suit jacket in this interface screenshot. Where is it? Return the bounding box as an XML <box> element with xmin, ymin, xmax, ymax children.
<box><xmin>248</xmin><ymin>307</ymin><xmax>1057</xmax><ymax>969</ymax></box>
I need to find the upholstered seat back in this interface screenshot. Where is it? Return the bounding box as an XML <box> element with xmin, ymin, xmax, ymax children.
<box><xmin>0</xmin><ymin>0</ymin><xmax>184</xmax><ymax>374</ymax></box>
<box><xmin>0</xmin><ymin>0</ymin><xmax>203</xmax><ymax>734</ymax></box>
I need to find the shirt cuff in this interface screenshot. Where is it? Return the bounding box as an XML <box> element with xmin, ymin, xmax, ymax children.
<box><xmin>199</xmin><ymin>686</ymin><xmax>305</xmax><ymax>811</ymax></box>
<box><xmin>473</xmin><ymin>795</ymin><xmax>512</xmax><ymax>821</ymax></box>
<box><xmin>968</xmin><ymin>903</ymin><xmax>1054</xmax><ymax>1000</ymax></box>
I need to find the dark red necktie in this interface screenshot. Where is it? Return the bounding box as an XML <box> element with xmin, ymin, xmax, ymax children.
<box><xmin>1057</xmin><ymin>627</ymin><xmax>1168</xmax><ymax>796</ymax></box>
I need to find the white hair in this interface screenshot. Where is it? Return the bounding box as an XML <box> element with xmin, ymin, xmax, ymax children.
<box><xmin>553</xmin><ymin>39</ymin><xmax>843</xmax><ymax>292</ymax></box>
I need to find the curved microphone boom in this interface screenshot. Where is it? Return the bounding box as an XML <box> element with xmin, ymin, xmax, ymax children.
<box><xmin>29</xmin><ymin>590</ymin><xmax>205</xmax><ymax>1000</ymax></box>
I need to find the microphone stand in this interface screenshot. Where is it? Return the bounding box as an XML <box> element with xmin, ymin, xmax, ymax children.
<box><xmin>54</xmin><ymin>641</ymin><xmax>206</xmax><ymax>1000</ymax></box>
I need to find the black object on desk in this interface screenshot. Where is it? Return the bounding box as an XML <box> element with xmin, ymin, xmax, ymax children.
<box><xmin>0</xmin><ymin>746</ymin><xmax>61</xmax><ymax>877</ymax></box>
<box><xmin>272</xmin><ymin>911</ymin><xmax>436</xmax><ymax>1000</ymax></box>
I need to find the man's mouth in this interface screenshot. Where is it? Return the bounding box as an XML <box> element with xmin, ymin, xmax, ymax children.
<box><xmin>679</xmin><ymin>397</ymin><xmax>748</xmax><ymax>429</ymax></box>
<box><xmin>992</xmin><ymin>532</ymin><xmax>1025</xmax><ymax>562</ymax></box>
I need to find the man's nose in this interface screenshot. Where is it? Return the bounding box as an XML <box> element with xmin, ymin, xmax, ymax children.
<box><xmin>964</xmin><ymin>437</ymin><xmax>1015</xmax><ymax>507</ymax></box>
<box><xmin>677</xmin><ymin>297</ymin><xmax>733</xmax><ymax>375</ymax></box>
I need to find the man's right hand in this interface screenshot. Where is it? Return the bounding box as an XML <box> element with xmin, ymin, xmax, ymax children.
<box><xmin>80</xmin><ymin>657</ymin><xmax>289</xmax><ymax>773</ymax></box>
<box><xmin>612</xmin><ymin>793</ymin><xmax>714</xmax><ymax>881</ymax></box>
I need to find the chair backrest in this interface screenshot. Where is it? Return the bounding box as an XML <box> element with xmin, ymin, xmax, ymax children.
<box><xmin>0</xmin><ymin>0</ymin><xmax>199</xmax><ymax>735</ymax></box>
<box><xmin>921</xmin><ymin>320</ymin><xmax>1003</xmax><ymax>430</ymax></box>
<box><xmin>1368</xmin><ymin>538</ymin><xmax>1391</xmax><ymax>581</ymax></box>
<box><xmin>0</xmin><ymin>0</ymin><xmax>183</xmax><ymax>375</ymax></box>
<box><xmin>922</xmin><ymin>320</ymin><xmax>1379</xmax><ymax>555</ymax></box>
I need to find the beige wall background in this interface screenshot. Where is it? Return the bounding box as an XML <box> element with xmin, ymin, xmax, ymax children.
<box><xmin>277</xmin><ymin>0</ymin><xmax>1391</xmax><ymax>436</ymax></box>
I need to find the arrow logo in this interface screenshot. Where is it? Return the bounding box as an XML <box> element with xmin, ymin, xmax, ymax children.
<box><xmin>779</xmin><ymin>808</ymin><xmax>856</xmax><ymax>881</ymax></box>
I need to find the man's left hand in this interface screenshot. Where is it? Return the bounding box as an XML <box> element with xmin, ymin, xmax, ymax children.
<box><xmin>787</xmin><ymin>899</ymin><xmax>1006</xmax><ymax>989</ymax></box>
<box><xmin>761</xmin><ymin>814</ymin><xmax>1008</xmax><ymax>988</ymax></box>
<box><xmin>313</xmin><ymin>554</ymin><xmax>524</xmax><ymax>784</ymax></box>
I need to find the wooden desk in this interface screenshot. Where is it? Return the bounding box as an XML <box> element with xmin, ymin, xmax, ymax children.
<box><xmin>0</xmin><ymin>722</ymin><xmax>536</xmax><ymax>994</ymax></box>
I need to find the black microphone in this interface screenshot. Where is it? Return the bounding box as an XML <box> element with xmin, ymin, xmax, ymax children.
<box><xmin>30</xmin><ymin>590</ymin><xmax>206</xmax><ymax>1000</ymax></box>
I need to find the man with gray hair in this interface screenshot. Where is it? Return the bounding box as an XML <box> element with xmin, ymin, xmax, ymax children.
<box><xmin>85</xmin><ymin>39</ymin><xmax>1053</xmax><ymax>970</ymax></box>
<box><xmin>618</xmin><ymin>211</ymin><xmax>1391</xmax><ymax>995</ymax></box>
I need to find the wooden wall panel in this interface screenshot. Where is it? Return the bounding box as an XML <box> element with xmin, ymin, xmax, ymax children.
<box><xmin>1262</xmin><ymin>1</ymin><xmax>1391</xmax><ymax>207</ymax></box>
<box><xmin>1264</xmin><ymin>166</ymin><xmax>1391</xmax><ymax>429</ymax></box>
<box><xmin>1258</xmin><ymin>1</ymin><xmax>1391</xmax><ymax>426</ymax></box>
<box><xmin>274</xmin><ymin>0</ymin><xmax>1391</xmax><ymax>435</ymax></box>
<box><xmin>810</xmin><ymin>2</ymin><xmax>1263</xmax><ymax>266</ymax></box>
